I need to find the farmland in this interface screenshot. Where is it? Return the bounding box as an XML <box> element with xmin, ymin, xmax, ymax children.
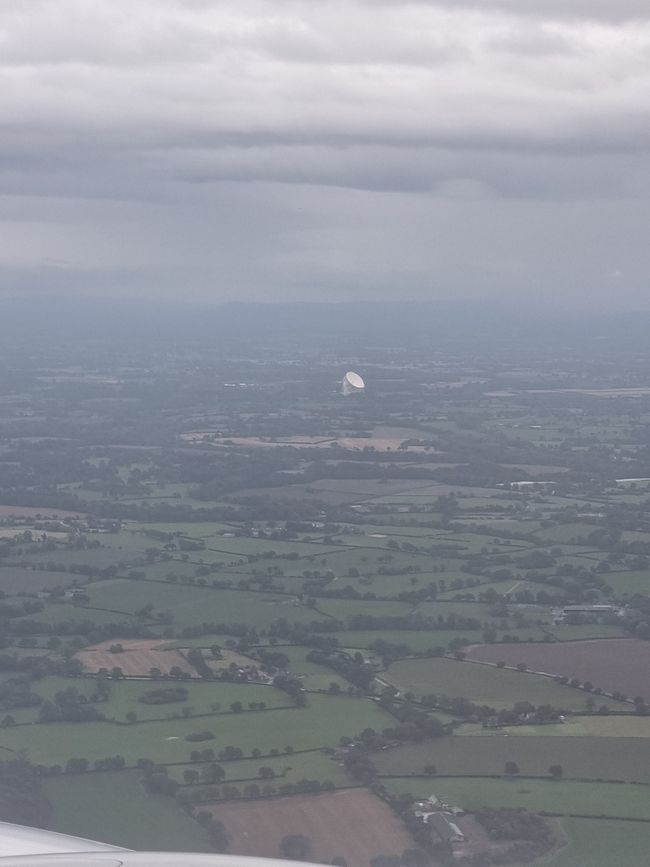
<box><xmin>374</xmin><ymin>736</ymin><xmax>650</xmax><ymax>782</ymax></box>
<box><xmin>380</xmin><ymin>777</ymin><xmax>650</xmax><ymax>821</ymax></box>
<box><xmin>466</xmin><ymin>639</ymin><xmax>650</xmax><ymax>701</ymax></box>
<box><xmin>42</xmin><ymin>771</ymin><xmax>213</xmax><ymax>851</ymax></box>
<box><xmin>383</xmin><ymin>657</ymin><xmax>626</xmax><ymax>711</ymax></box>
<box><xmin>0</xmin><ymin>308</ymin><xmax>650</xmax><ymax>864</ymax></box>
<box><xmin>202</xmin><ymin>790</ymin><xmax>415</xmax><ymax>864</ymax></box>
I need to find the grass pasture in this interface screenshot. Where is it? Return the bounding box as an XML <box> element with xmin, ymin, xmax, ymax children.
<box><xmin>0</xmin><ymin>694</ymin><xmax>392</xmax><ymax>766</ymax></box>
<box><xmin>169</xmin><ymin>749</ymin><xmax>351</xmax><ymax>788</ymax></box>
<box><xmin>374</xmin><ymin>735</ymin><xmax>650</xmax><ymax>783</ymax></box>
<box><xmin>0</xmin><ymin>567</ymin><xmax>81</xmax><ymax>594</ymax></box>
<box><xmin>82</xmin><ymin>579</ymin><xmax>319</xmax><ymax>630</ymax></box>
<box><xmin>538</xmin><ymin>818</ymin><xmax>650</xmax><ymax>867</ymax></box>
<box><xmin>42</xmin><ymin>770</ymin><xmax>212</xmax><ymax>851</ymax></box>
<box><xmin>383</xmin><ymin>657</ymin><xmax>620</xmax><ymax>711</ymax></box>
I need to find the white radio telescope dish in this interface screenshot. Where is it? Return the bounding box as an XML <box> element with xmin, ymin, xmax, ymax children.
<box><xmin>341</xmin><ymin>371</ymin><xmax>365</xmax><ymax>396</ymax></box>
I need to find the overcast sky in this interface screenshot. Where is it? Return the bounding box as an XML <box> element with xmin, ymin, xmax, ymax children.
<box><xmin>1</xmin><ymin>0</ymin><xmax>650</xmax><ymax>308</ymax></box>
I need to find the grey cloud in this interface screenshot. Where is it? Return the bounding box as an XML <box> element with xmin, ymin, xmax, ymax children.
<box><xmin>1</xmin><ymin>0</ymin><xmax>650</xmax><ymax>309</ymax></box>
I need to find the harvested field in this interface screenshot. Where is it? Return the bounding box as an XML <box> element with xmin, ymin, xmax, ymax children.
<box><xmin>466</xmin><ymin>639</ymin><xmax>650</xmax><ymax>700</ymax></box>
<box><xmin>76</xmin><ymin>639</ymin><xmax>195</xmax><ymax>677</ymax></box>
<box><xmin>203</xmin><ymin>790</ymin><xmax>414</xmax><ymax>865</ymax></box>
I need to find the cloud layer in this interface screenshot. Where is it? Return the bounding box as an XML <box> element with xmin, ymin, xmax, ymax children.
<box><xmin>1</xmin><ymin>0</ymin><xmax>650</xmax><ymax>307</ymax></box>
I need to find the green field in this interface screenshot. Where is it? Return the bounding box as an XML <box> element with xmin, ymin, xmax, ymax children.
<box><xmin>384</xmin><ymin>657</ymin><xmax>623</xmax><ymax>711</ymax></box>
<box><xmin>375</xmin><ymin>735</ymin><xmax>650</xmax><ymax>782</ymax></box>
<box><xmin>168</xmin><ymin>749</ymin><xmax>351</xmax><ymax>788</ymax></box>
<box><xmin>458</xmin><ymin>715</ymin><xmax>650</xmax><ymax>738</ymax></box>
<box><xmin>82</xmin><ymin>579</ymin><xmax>319</xmax><ymax>629</ymax></box>
<box><xmin>534</xmin><ymin>818</ymin><xmax>650</xmax><ymax>867</ymax></box>
<box><xmin>42</xmin><ymin>770</ymin><xmax>213</xmax><ymax>850</ymax></box>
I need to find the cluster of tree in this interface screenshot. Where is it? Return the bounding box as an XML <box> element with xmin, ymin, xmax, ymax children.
<box><xmin>0</xmin><ymin>758</ymin><xmax>51</xmax><ymax>829</ymax></box>
<box><xmin>185</xmin><ymin>730</ymin><xmax>215</xmax><ymax>743</ymax></box>
<box><xmin>53</xmin><ymin>755</ymin><xmax>126</xmax><ymax>774</ymax></box>
<box><xmin>420</xmin><ymin>693</ymin><xmax>568</xmax><ymax>725</ymax></box>
<box><xmin>0</xmin><ymin>678</ymin><xmax>43</xmax><ymax>711</ymax></box>
<box><xmin>306</xmin><ymin>650</ymin><xmax>375</xmax><ymax>690</ymax></box>
<box><xmin>38</xmin><ymin>687</ymin><xmax>104</xmax><ymax>724</ymax></box>
<box><xmin>272</xmin><ymin>674</ymin><xmax>307</xmax><ymax>706</ymax></box>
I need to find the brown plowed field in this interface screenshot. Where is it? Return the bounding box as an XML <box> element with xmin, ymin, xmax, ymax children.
<box><xmin>466</xmin><ymin>638</ymin><xmax>650</xmax><ymax>700</ymax></box>
<box><xmin>76</xmin><ymin>639</ymin><xmax>195</xmax><ymax>677</ymax></box>
<box><xmin>202</xmin><ymin>789</ymin><xmax>414</xmax><ymax>865</ymax></box>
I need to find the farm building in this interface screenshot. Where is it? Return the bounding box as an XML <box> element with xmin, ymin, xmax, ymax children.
<box><xmin>554</xmin><ymin>604</ymin><xmax>623</xmax><ymax>624</ymax></box>
<box><xmin>428</xmin><ymin>813</ymin><xmax>466</xmax><ymax>844</ymax></box>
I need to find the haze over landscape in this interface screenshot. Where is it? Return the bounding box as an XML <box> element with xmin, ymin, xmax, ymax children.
<box><xmin>2</xmin><ymin>4</ymin><xmax>650</xmax><ymax>867</ymax></box>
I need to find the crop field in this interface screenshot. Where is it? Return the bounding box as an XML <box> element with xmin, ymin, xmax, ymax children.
<box><xmin>42</xmin><ymin>771</ymin><xmax>212</xmax><ymax>851</ymax></box>
<box><xmin>374</xmin><ymin>736</ymin><xmax>650</xmax><ymax>782</ymax></box>
<box><xmin>383</xmin><ymin>657</ymin><xmax>623</xmax><ymax>711</ymax></box>
<box><xmin>76</xmin><ymin>639</ymin><xmax>195</xmax><ymax>677</ymax></box>
<box><xmin>466</xmin><ymin>639</ymin><xmax>650</xmax><ymax>700</ymax></box>
<box><xmin>203</xmin><ymin>789</ymin><xmax>415</xmax><ymax>863</ymax></box>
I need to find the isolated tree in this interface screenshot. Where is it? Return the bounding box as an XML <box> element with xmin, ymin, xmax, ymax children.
<box><xmin>504</xmin><ymin>761</ymin><xmax>519</xmax><ymax>776</ymax></box>
<box><xmin>549</xmin><ymin>765</ymin><xmax>563</xmax><ymax>780</ymax></box>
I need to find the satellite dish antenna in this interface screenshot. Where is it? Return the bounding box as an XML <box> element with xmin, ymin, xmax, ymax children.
<box><xmin>341</xmin><ymin>371</ymin><xmax>365</xmax><ymax>396</ymax></box>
